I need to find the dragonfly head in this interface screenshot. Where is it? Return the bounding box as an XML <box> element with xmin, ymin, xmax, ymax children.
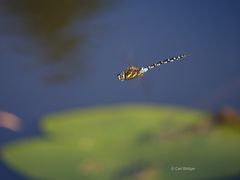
<box><xmin>117</xmin><ymin>72</ymin><xmax>125</xmax><ymax>81</ymax></box>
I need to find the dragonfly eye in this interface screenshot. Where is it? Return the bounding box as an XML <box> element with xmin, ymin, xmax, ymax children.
<box><xmin>117</xmin><ymin>72</ymin><xmax>125</xmax><ymax>81</ymax></box>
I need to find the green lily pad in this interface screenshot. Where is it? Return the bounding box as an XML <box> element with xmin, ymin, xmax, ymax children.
<box><xmin>2</xmin><ymin>104</ymin><xmax>240</xmax><ymax>179</ymax></box>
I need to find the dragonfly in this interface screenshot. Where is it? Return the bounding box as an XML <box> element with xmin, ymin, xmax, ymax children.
<box><xmin>117</xmin><ymin>54</ymin><xmax>190</xmax><ymax>81</ymax></box>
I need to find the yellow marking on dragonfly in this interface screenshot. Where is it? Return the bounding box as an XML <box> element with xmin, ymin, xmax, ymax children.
<box><xmin>117</xmin><ymin>54</ymin><xmax>190</xmax><ymax>81</ymax></box>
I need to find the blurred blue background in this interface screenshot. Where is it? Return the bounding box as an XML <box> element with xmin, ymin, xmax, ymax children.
<box><xmin>0</xmin><ymin>0</ymin><xmax>240</xmax><ymax>179</ymax></box>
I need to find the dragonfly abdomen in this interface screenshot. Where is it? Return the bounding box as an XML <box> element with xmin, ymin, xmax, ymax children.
<box><xmin>145</xmin><ymin>54</ymin><xmax>188</xmax><ymax>70</ymax></box>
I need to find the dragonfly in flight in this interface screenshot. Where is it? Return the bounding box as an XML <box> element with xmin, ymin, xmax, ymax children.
<box><xmin>117</xmin><ymin>54</ymin><xmax>190</xmax><ymax>81</ymax></box>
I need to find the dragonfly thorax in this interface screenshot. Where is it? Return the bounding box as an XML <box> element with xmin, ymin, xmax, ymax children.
<box><xmin>117</xmin><ymin>66</ymin><xmax>143</xmax><ymax>81</ymax></box>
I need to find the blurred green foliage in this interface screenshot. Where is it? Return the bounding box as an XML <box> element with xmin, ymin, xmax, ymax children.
<box><xmin>2</xmin><ymin>105</ymin><xmax>240</xmax><ymax>179</ymax></box>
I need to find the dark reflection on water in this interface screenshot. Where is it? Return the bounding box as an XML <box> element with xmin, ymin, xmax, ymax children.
<box><xmin>4</xmin><ymin>0</ymin><xmax>102</xmax><ymax>36</ymax></box>
<box><xmin>3</xmin><ymin>0</ymin><xmax>107</xmax><ymax>83</ymax></box>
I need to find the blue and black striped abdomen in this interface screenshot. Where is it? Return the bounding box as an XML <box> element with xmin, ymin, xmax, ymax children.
<box><xmin>146</xmin><ymin>54</ymin><xmax>189</xmax><ymax>70</ymax></box>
